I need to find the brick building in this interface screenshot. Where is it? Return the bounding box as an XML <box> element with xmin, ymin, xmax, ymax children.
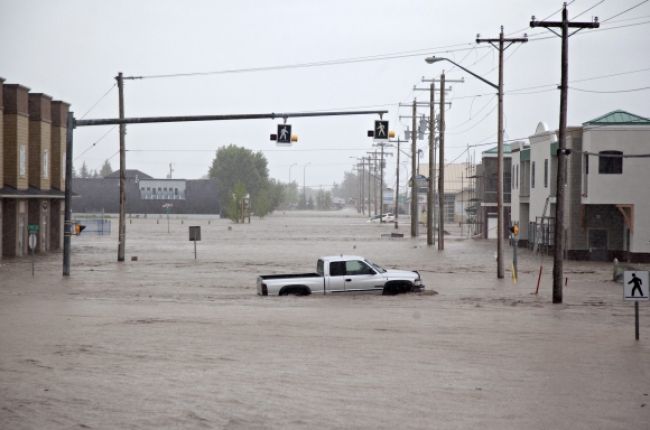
<box><xmin>1</xmin><ymin>78</ymin><xmax>68</xmax><ymax>258</ymax></box>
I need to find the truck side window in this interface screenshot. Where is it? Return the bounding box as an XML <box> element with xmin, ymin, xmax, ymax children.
<box><xmin>329</xmin><ymin>261</ymin><xmax>346</xmax><ymax>277</ymax></box>
<box><xmin>345</xmin><ymin>260</ymin><xmax>375</xmax><ymax>276</ymax></box>
<box><xmin>317</xmin><ymin>259</ymin><xmax>324</xmax><ymax>276</ymax></box>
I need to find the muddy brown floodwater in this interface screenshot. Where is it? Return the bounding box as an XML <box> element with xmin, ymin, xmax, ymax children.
<box><xmin>1</xmin><ymin>209</ymin><xmax>649</xmax><ymax>429</ymax></box>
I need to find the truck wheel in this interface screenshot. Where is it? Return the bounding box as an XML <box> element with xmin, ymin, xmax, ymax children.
<box><xmin>383</xmin><ymin>282</ymin><xmax>410</xmax><ymax>295</ymax></box>
<box><xmin>280</xmin><ymin>286</ymin><xmax>310</xmax><ymax>296</ymax></box>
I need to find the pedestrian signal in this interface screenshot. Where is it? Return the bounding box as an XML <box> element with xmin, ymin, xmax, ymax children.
<box><xmin>277</xmin><ymin>124</ymin><xmax>292</xmax><ymax>144</ymax></box>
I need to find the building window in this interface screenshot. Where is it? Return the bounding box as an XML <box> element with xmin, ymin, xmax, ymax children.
<box><xmin>531</xmin><ymin>162</ymin><xmax>535</xmax><ymax>188</ymax></box>
<box><xmin>598</xmin><ymin>151</ymin><xmax>622</xmax><ymax>174</ymax></box>
<box><xmin>19</xmin><ymin>145</ymin><xmax>27</xmax><ymax>177</ymax></box>
<box><xmin>516</xmin><ymin>165</ymin><xmax>519</xmax><ymax>189</ymax></box>
<box><xmin>544</xmin><ymin>159</ymin><xmax>548</xmax><ymax>188</ymax></box>
<box><xmin>585</xmin><ymin>154</ymin><xmax>589</xmax><ymax>175</ymax></box>
<box><xmin>42</xmin><ymin>149</ymin><xmax>49</xmax><ymax>179</ymax></box>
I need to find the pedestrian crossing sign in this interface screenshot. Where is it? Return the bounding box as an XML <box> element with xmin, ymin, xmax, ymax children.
<box><xmin>277</xmin><ymin>124</ymin><xmax>292</xmax><ymax>144</ymax></box>
<box><xmin>624</xmin><ymin>271</ymin><xmax>649</xmax><ymax>301</ymax></box>
<box><xmin>374</xmin><ymin>120</ymin><xmax>389</xmax><ymax>141</ymax></box>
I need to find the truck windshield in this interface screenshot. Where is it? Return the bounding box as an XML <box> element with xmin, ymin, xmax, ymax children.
<box><xmin>366</xmin><ymin>260</ymin><xmax>386</xmax><ymax>273</ymax></box>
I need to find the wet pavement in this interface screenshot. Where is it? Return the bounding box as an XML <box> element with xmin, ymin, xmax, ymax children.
<box><xmin>1</xmin><ymin>209</ymin><xmax>648</xmax><ymax>429</ymax></box>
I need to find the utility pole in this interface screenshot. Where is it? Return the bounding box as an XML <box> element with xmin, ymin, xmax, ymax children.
<box><xmin>427</xmin><ymin>82</ymin><xmax>435</xmax><ymax>246</ymax></box>
<box><xmin>394</xmin><ymin>138</ymin><xmax>400</xmax><ymax>229</ymax></box>
<box><xmin>477</xmin><ymin>27</ymin><xmax>528</xmax><ymax>279</ymax></box>
<box><xmin>438</xmin><ymin>73</ymin><xmax>445</xmax><ymax>251</ymax></box>
<box><xmin>380</xmin><ymin>144</ymin><xmax>385</xmax><ymax>219</ymax></box>
<box><xmin>417</xmin><ymin>81</ymin><xmax>457</xmax><ymax>246</ymax></box>
<box><xmin>531</xmin><ymin>3</ymin><xmax>599</xmax><ymax>303</ymax></box>
<box><xmin>410</xmin><ymin>99</ymin><xmax>417</xmax><ymax>238</ymax></box>
<box><xmin>360</xmin><ymin>158</ymin><xmax>365</xmax><ymax>215</ymax></box>
<box><xmin>116</xmin><ymin>72</ymin><xmax>126</xmax><ymax>262</ymax></box>
<box><xmin>368</xmin><ymin>156</ymin><xmax>372</xmax><ymax>217</ymax></box>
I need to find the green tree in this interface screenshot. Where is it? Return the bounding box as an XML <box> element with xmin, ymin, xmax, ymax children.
<box><xmin>99</xmin><ymin>159</ymin><xmax>113</xmax><ymax>177</ymax></box>
<box><xmin>227</xmin><ymin>182</ymin><xmax>248</xmax><ymax>223</ymax></box>
<box><xmin>209</xmin><ymin>145</ymin><xmax>269</xmax><ymax>215</ymax></box>
<box><xmin>79</xmin><ymin>162</ymin><xmax>90</xmax><ymax>178</ymax></box>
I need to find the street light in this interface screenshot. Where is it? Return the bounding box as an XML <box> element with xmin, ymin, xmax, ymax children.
<box><xmin>425</xmin><ymin>55</ymin><xmax>506</xmax><ymax>279</ymax></box>
<box><xmin>288</xmin><ymin>162</ymin><xmax>297</xmax><ymax>183</ymax></box>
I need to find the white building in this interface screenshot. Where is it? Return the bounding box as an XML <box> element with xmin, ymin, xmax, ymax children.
<box><xmin>511</xmin><ymin>110</ymin><xmax>650</xmax><ymax>262</ymax></box>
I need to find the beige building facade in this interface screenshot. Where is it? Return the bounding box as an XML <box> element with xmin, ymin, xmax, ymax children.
<box><xmin>1</xmin><ymin>78</ymin><xmax>68</xmax><ymax>258</ymax></box>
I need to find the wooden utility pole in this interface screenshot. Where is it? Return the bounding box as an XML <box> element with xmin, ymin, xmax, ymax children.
<box><xmin>116</xmin><ymin>72</ymin><xmax>126</xmax><ymax>262</ymax></box>
<box><xmin>359</xmin><ymin>157</ymin><xmax>366</xmax><ymax>215</ymax></box>
<box><xmin>367</xmin><ymin>156</ymin><xmax>372</xmax><ymax>216</ymax></box>
<box><xmin>531</xmin><ymin>4</ymin><xmax>599</xmax><ymax>303</ymax></box>
<box><xmin>410</xmin><ymin>99</ymin><xmax>417</xmax><ymax>238</ymax></box>
<box><xmin>427</xmin><ymin>82</ymin><xmax>435</xmax><ymax>246</ymax></box>
<box><xmin>394</xmin><ymin>138</ymin><xmax>400</xmax><ymax>229</ymax></box>
<box><xmin>438</xmin><ymin>73</ymin><xmax>445</xmax><ymax>251</ymax></box>
<box><xmin>477</xmin><ymin>27</ymin><xmax>528</xmax><ymax>279</ymax></box>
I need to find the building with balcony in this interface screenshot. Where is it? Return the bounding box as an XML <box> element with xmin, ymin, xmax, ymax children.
<box><xmin>510</xmin><ymin>110</ymin><xmax>650</xmax><ymax>262</ymax></box>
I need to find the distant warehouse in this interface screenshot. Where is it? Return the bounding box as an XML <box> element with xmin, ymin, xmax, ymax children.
<box><xmin>72</xmin><ymin>169</ymin><xmax>220</xmax><ymax>214</ymax></box>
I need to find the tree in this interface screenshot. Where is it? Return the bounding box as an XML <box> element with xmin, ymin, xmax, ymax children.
<box><xmin>100</xmin><ymin>160</ymin><xmax>113</xmax><ymax>177</ymax></box>
<box><xmin>227</xmin><ymin>182</ymin><xmax>248</xmax><ymax>223</ymax></box>
<box><xmin>208</xmin><ymin>144</ymin><xmax>294</xmax><ymax>217</ymax></box>
<box><xmin>79</xmin><ymin>162</ymin><xmax>90</xmax><ymax>178</ymax></box>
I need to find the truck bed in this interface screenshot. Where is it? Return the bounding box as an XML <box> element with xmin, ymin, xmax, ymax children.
<box><xmin>258</xmin><ymin>272</ymin><xmax>322</xmax><ymax>281</ymax></box>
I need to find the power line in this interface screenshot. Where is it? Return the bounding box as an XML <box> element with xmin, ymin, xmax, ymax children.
<box><xmin>570</xmin><ymin>84</ymin><xmax>650</xmax><ymax>93</ymax></box>
<box><xmin>75</xmin><ymin>126</ymin><xmax>117</xmax><ymax>160</ymax></box>
<box><xmin>78</xmin><ymin>83</ymin><xmax>116</xmax><ymax>119</ymax></box>
<box><xmin>602</xmin><ymin>0</ymin><xmax>649</xmax><ymax>22</ymax></box>
<box><xmin>130</xmin><ymin>43</ymin><xmax>484</xmax><ymax>80</ymax></box>
<box><xmin>574</xmin><ymin>0</ymin><xmax>607</xmax><ymax>19</ymax></box>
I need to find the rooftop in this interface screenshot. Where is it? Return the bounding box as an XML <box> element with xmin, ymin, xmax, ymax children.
<box><xmin>584</xmin><ymin>110</ymin><xmax>650</xmax><ymax>126</ymax></box>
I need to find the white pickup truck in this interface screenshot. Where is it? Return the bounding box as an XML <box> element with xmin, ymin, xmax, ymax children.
<box><xmin>257</xmin><ymin>255</ymin><xmax>424</xmax><ymax>296</ymax></box>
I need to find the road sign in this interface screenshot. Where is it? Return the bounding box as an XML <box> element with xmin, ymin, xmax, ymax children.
<box><xmin>28</xmin><ymin>233</ymin><xmax>37</xmax><ymax>250</ymax></box>
<box><xmin>28</xmin><ymin>224</ymin><xmax>39</xmax><ymax>234</ymax></box>
<box><xmin>374</xmin><ymin>120</ymin><xmax>389</xmax><ymax>141</ymax></box>
<box><xmin>624</xmin><ymin>271</ymin><xmax>649</xmax><ymax>301</ymax></box>
<box><xmin>277</xmin><ymin>124</ymin><xmax>292</xmax><ymax>144</ymax></box>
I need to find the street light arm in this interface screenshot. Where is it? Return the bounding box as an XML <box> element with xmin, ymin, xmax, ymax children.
<box><xmin>425</xmin><ymin>56</ymin><xmax>498</xmax><ymax>90</ymax></box>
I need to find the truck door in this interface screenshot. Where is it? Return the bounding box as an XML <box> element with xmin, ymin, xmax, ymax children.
<box><xmin>327</xmin><ymin>261</ymin><xmax>347</xmax><ymax>292</ymax></box>
<box><xmin>344</xmin><ymin>260</ymin><xmax>383</xmax><ymax>292</ymax></box>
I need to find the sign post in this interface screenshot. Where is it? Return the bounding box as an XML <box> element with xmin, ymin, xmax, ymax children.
<box><xmin>162</xmin><ymin>203</ymin><xmax>173</xmax><ymax>233</ymax></box>
<box><xmin>623</xmin><ymin>271</ymin><xmax>649</xmax><ymax>341</ymax></box>
<box><xmin>28</xmin><ymin>225</ymin><xmax>39</xmax><ymax>277</ymax></box>
<box><xmin>189</xmin><ymin>226</ymin><xmax>201</xmax><ymax>260</ymax></box>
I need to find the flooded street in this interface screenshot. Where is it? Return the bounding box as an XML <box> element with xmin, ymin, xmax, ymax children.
<box><xmin>1</xmin><ymin>209</ymin><xmax>648</xmax><ymax>429</ymax></box>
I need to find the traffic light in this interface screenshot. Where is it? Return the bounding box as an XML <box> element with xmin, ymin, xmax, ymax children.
<box><xmin>510</xmin><ymin>224</ymin><xmax>519</xmax><ymax>236</ymax></box>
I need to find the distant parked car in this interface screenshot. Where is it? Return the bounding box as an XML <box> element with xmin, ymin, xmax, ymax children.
<box><xmin>368</xmin><ymin>213</ymin><xmax>395</xmax><ymax>223</ymax></box>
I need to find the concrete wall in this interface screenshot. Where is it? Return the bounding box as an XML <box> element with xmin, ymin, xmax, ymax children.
<box><xmin>528</xmin><ymin>130</ymin><xmax>556</xmax><ymax>222</ymax></box>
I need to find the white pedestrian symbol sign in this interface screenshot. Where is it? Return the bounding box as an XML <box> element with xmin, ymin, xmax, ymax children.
<box><xmin>277</xmin><ymin>124</ymin><xmax>292</xmax><ymax>144</ymax></box>
<box><xmin>374</xmin><ymin>120</ymin><xmax>389</xmax><ymax>141</ymax></box>
<box><xmin>624</xmin><ymin>271</ymin><xmax>649</xmax><ymax>301</ymax></box>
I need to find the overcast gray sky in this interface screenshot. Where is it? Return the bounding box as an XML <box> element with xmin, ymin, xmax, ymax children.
<box><xmin>1</xmin><ymin>0</ymin><xmax>648</xmax><ymax>189</ymax></box>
